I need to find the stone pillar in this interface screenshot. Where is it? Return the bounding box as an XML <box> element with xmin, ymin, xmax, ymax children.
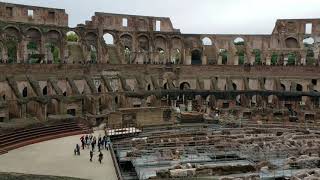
<box><xmin>218</xmin><ymin>56</ymin><xmax>222</xmax><ymax>65</ymax></box>
<box><xmin>187</xmin><ymin>100</ymin><xmax>192</xmax><ymax>112</ymax></box>
<box><xmin>300</xmin><ymin>52</ymin><xmax>307</xmax><ymax>65</ymax></box>
<box><xmin>266</xmin><ymin>54</ymin><xmax>271</xmax><ymax>65</ymax></box>
<box><xmin>283</xmin><ymin>55</ymin><xmax>288</xmax><ymax>66</ymax></box>
<box><xmin>233</xmin><ymin>56</ymin><xmax>239</xmax><ymax>65</ymax></box>
<box><xmin>250</xmin><ymin>56</ymin><xmax>255</xmax><ymax>65</ymax></box>
<box><xmin>202</xmin><ymin>56</ymin><xmax>207</xmax><ymax>65</ymax></box>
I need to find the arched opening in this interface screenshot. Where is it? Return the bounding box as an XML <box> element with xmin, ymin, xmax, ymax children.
<box><xmin>2</xmin><ymin>94</ymin><xmax>6</xmax><ymax>101</ymax></box>
<box><xmin>98</xmin><ymin>85</ymin><xmax>102</xmax><ymax>93</ymax></box>
<box><xmin>296</xmin><ymin>84</ymin><xmax>303</xmax><ymax>92</ymax></box>
<box><xmin>180</xmin><ymin>82</ymin><xmax>191</xmax><ymax>90</ymax></box>
<box><xmin>63</xmin><ymin>91</ymin><xmax>67</xmax><ymax>96</ymax></box>
<box><xmin>124</xmin><ymin>46</ymin><xmax>131</xmax><ymax>64</ymax></box>
<box><xmin>202</xmin><ymin>37</ymin><xmax>212</xmax><ymax>46</ymax></box>
<box><xmin>232</xmin><ymin>83</ymin><xmax>237</xmax><ymax>91</ymax></box>
<box><xmin>26</xmin><ymin>28</ymin><xmax>42</xmax><ymax>64</ymax></box>
<box><xmin>287</xmin><ymin>52</ymin><xmax>296</xmax><ymax>66</ymax></box>
<box><xmin>281</xmin><ymin>84</ymin><xmax>286</xmax><ymax>91</ymax></box>
<box><xmin>42</xmin><ymin>86</ymin><xmax>48</xmax><ymax>95</ymax></box>
<box><xmin>234</xmin><ymin>37</ymin><xmax>245</xmax><ymax>45</ymax></box>
<box><xmin>46</xmin><ymin>42</ymin><xmax>60</xmax><ymax>64</ymax></box>
<box><xmin>171</xmin><ymin>49</ymin><xmax>181</xmax><ymax>64</ymax></box>
<box><xmin>303</xmin><ymin>37</ymin><xmax>315</xmax><ymax>47</ymax></box>
<box><xmin>163</xmin><ymin>83</ymin><xmax>168</xmax><ymax>90</ymax></box>
<box><xmin>4</xmin><ymin>27</ymin><xmax>19</xmax><ymax>64</ymax></box>
<box><xmin>147</xmin><ymin>84</ymin><xmax>151</xmax><ymax>91</ymax></box>
<box><xmin>115</xmin><ymin>96</ymin><xmax>119</xmax><ymax>104</ymax></box>
<box><xmin>90</xmin><ymin>45</ymin><xmax>97</xmax><ymax>63</ymax></box>
<box><xmin>271</xmin><ymin>53</ymin><xmax>278</xmax><ymax>65</ymax></box>
<box><xmin>191</xmin><ymin>50</ymin><xmax>202</xmax><ymax>65</ymax></box>
<box><xmin>285</xmin><ymin>37</ymin><xmax>299</xmax><ymax>48</ymax></box>
<box><xmin>22</xmin><ymin>87</ymin><xmax>28</xmax><ymax>97</ymax></box>
<box><xmin>253</xmin><ymin>49</ymin><xmax>261</xmax><ymax>64</ymax></box>
<box><xmin>158</xmin><ymin>48</ymin><xmax>165</xmax><ymax>63</ymax></box>
<box><xmin>66</xmin><ymin>31</ymin><xmax>79</xmax><ymax>42</ymax></box>
<box><xmin>236</xmin><ymin>95</ymin><xmax>241</xmax><ymax>106</ymax></box>
<box><xmin>103</xmin><ymin>33</ymin><xmax>114</xmax><ymax>45</ymax></box>
<box><xmin>138</xmin><ymin>35</ymin><xmax>149</xmax><ymax>51</ymax></box>
<box><xmin>219</xmin><ymin>49</ymin><xmax>228</xmax><ymax>65</ymax></box>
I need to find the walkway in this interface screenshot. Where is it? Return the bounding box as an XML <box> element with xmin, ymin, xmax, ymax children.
<box><xmin>0</xmin><ymin>131</ymin><xmax>117</xmax><ymax>180</ymax></box>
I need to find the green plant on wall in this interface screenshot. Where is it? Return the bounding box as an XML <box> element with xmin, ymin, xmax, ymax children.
<box><xmin>46</xmin><ymin>43</ymin><xmax>60</xmax><ymax>64</ymax></box>
<box><xmin>90</xmin><ymin>45</ymin><xmax>97</xmax><ymax>63</ymax></box>
<box><xmin>287</xmin><ymin>52</ymin><xmax>296</xmax><ymax>66</ymax></box>
<box><xmin>253</xmin><ymin>49</ymin><xmax>261</xmax><ymax>64</ymax></box>
<box><xmin>66</xmin><ymin>32</ymin><xmax>79</xmax><ymax>42</ymax></box>
<box><xmin>237</xmin><ymin>50</ymin><xmax>245</xmax><ymax>65</ymax></box>
<box><xmin>27</xmin><ymin>41</ymin><xmax>38</xmax><ymax>64</ymax></box>
<box><xmin>7</xmin><ymin>40</ymin><xmax>17</xmax><ymax>64</ymax></box>
<box><xmin>219</xmin><ymin>50</ymin><xmax>228</xmax><ymax>65</ymax></box>
<box><xmin>306</xmin><ymin>49</ymin><xmax>315</xmax><ymax>65</ymax></box>
<box><xmin>271</xmin><ymin>53</ymin><xmax>278</xmax><ymax>65</ymax></box>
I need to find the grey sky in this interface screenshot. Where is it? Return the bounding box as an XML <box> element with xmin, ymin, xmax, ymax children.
<box><xmin>3</xmin><ymin>0</ymin><xmax>320</xmax><ymax>34</ymax></box>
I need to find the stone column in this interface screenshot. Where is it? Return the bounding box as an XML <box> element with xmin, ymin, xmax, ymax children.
<box><xmin>187</xmin><ymin>100</ymin><xmax>192</xmax><ymax>112</ymax></box>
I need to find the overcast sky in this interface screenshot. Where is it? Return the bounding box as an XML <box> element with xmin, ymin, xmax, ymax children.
<box><xmin>3</xmin><ymin>0</ymin><xmax>320</xmax><ymax>34</ymax></box>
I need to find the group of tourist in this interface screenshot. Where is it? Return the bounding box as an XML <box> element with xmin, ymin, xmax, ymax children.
<box><xmin>74</xmin><ymin>134</ymin><xmax>111</xmax><ymax>164</ymax></box>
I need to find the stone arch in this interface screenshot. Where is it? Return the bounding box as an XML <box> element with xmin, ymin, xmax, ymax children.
<box><xmin>22</xmin><ymin>87</ymin><xmax>28</xmax><ymax>97</ymax></box>
<box><xmin>285</xmin><ymin>37</ymin><xmax>299</xmax><ymax>48</ymax></box>
<box><xmin>232</xmin><ymin>83</ymin><xmax>237</xmax><ymax>91</ymax></box>
<box><xmin>26</xmin><ymin>28</ymin><xmax>42</xmax><ymax>63</ymax></box>
<box><xmin>171</xmin><ymin>49</ymin><xmax>181</xmax><ymax>64</ymax></box>
<box><xmin>180</xmin><ymin>82</ymin><xmax>191</xmax><ymax>90</ymax></box>
<box><xmin>202</xmin><ymin>37</ymin><xmax>213</xmax><ymax>46</ymax></box>
<box><xmin>120</xmin><ymin>34</ymin><xmax>133</xmax><ymax>49</ymax></box>
<box><xmin>103</xmin><ymin>33</ymin><xmax>114</xmax><ymax>45</ymax></box>
<box><xmin>138</xmin><ymin>35</ymin><xmax>149</xmax><ymax>51</ymax></box>
<box><xmin>85</xmin><ymin>32</ymin><xmax>98</xmax><ymax>45</ymax></box>
<box><xmin>219</xmin><ymin>49</ymin><xmax>228</xmax><ymax>65</ymax></box>
<box><xmin>155</xmin><ymin>36</ymin><xmax>166</xmax><ymax>50</ymax></box>
<box><xmin>234</xmin><ymin>37</ymin><xmax>245</xmax><ymax>45</ymax></box>
<box><xmin>191</xmin><ymin>49</ymin><xmax>202</xmax><ymax>65</ymax></box>
<box><xmin>42</xmin><ymin>86</ymin><xmax>48</xmax><ymax>95</ymax></box>
<box><xmin>66</xmin><ymin>31</ymin><xmax>80</xmax><ymax>42</ymax></box>
<box><xmin>296</xmin><ymin>84</ymin><xmax>303</xmax><ymax>92</ymax></box>
<box><xmin>303</xmin><ymin>37</ymin><xmax>315</xmax><ymax>46</ymax></box>
<box><xmin>46</xmin><ymin>30</ymin><xmax>62</xmax><ymax>64</ymax></box>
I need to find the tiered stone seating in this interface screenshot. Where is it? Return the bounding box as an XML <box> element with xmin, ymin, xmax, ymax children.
<box><xmin>0</xmin><ymin>122</ymin><xmax>92</xmax><ymax>154</ymax></box>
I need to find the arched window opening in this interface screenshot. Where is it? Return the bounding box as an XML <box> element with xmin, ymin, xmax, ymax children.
<box><xmin>191</xmin><ymin>50</ymin><xmax>202</xmax><ymax>65</ymax></box>
<box><xmin>303</xmin><ymin>37</ymin><xmax>315</xmax><ymax>47</ymax></box>
<box><xmin>98</xmin><ymin>85</ymin><xmax>102</xmax><ymax>93</ymax></box>
<box><xmin>234</xmin><ymin>37</ymin><xmax>245</xmax><ymax>45</ymax></box>
<box><xmin>219</xmin><ymin>49</ymin><xmax>228</xmax><ymax>65</ymax></box>
<box><xmin>158</xmin><ymin>48</ymin><xmax>165</xmax><ymax>63</ymax></box>
<box><xmin>232</xmin><ymin>83</ymin><xmax>237</xmax><ymax>91</ymax></box>
<box><xmin>202</xmin><ymin>37</ymin><xmax>212</xmax><ymax>46</ymax></box>
<box><xmin>287</xmin><ymin>52</ymin><xmax>296</xmax><ymax>66</ymax></box>
<box><xmin>103</xmin><ymin>33</ymin><xmax>114</xmax><ymax>45</ymax></box>
<box><xmin>306</xmin><ymin>49</ymin><xmax>315</xmax><ymax>65</ymax></box>
<box><xmin>171</xmin><ymin>49</ymin><xmax>181</xmax><ymax>64</ymax></box>
<box><xmin>66</xmin><ymin>31</ymin><xmax>79</xmax><ymax>42</ymax></box>
<box><xmin>7</xmin><ymin>40</ymin><xmax>17</xmax><ymax>64</ymax></box>
<box><xmin>22</xmin><ymin>87</ymin><xmax>28</xmax><ymax>97</ymax></box>
<box><xmin>285</xmin><ymin>37</ymin><xmax>299</xmax><ymax>48</ymax></box>
<box><xmin>147</xmin><ymin>84</ymin><xmax>151</xmax><ymax>91</ymax></box>
<box><xmin>2</xmin><ymin>95</ymin><xmax>5</xmax><ymax>101</ymax></box>
<box><xmin>115</xmin><ymin>96</ymin><xmax>119</xmax><ymax>104</ymax></box>
<box><xmin>42</xmin><ymin>86</ymin><xmax>48</xmax><ymax>95</ymax></box>
<box><xmin>180</xmin><ymin>82</ymin><xmax>191</xmax><ymax>90</ymax></box>
<box><xmin>281</xmin><ymin>84</ymin><xmax>286</xmax><ymax>91</ymax></box>
<box><xmin>237</xmin><ymin>50</ymin><xmax>245</xmax><ymax>65</ymax></box>
<box><xmin>63</xmin><ymin>91</ymin><xmax>67</xmax><ymax>96</ymax></box>
<box><xmin>46</xmin><ymin>43</ymin><xmax>60</xmax><ymax>64</ymax></box>
<box><xmin>271</xmin><ymin>53</ymin><xmax>278</xmax><ymax>65</ymax></box>
<box><xmin>163</xmin><ymin>83</ymin><xmax>168</xmax><ymax>90</ymax></box>
<box><xmin>124</xmin><ymin>46</ymin><xmax>131</xmax><ymax>64</ymax></box>
<box><xmin>253</xmin><ymin>49</ymin><xmax>261</xmax><ymax>64</ymax></box>
<box><xmin>296</xmin><ymin>84</ymin><xmax>303</xmax><ymax>92</ymax></box>
<box><xmin>27</xmin><ymin>41</ymin><xmax>40</xmax><ymax>64</ymax></box>
<box><xmin>90</xmin><ymin>45</ymin><xmax>97</xmax><ymax>63</ymax></box>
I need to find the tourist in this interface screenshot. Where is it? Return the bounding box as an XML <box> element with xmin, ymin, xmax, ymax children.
<box><xmin>91</xmin><ymin>140</ymin><xmax>95</xmax><ymax>151</ymax></box>
<box><xmin>85</xmin><ymin>135</ymin><xmax>89</xmax><ymax>145</ymax></box>
<box><xmin>98</xmin><ymin>151</ymin><xmax>103</xmax><ymax>164</ymax></box>
<box><xmin>80</xmin><ymin>136</ymin><xmax>85</xmax><ymax>150</ymax></box>
<box><xmin>103</xmin><ymin>135</ymin><xmax>107</xmax><ymax>148</ymax></box>
<box><xmin>76</xmin><ymin>144</ymin><xmax>80</xmax><ymax>155</ymax></box>
<box><xmin>90</xmin><ymin>150</ymin><xmax>93</xmax><ymax>162</ymax></box>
